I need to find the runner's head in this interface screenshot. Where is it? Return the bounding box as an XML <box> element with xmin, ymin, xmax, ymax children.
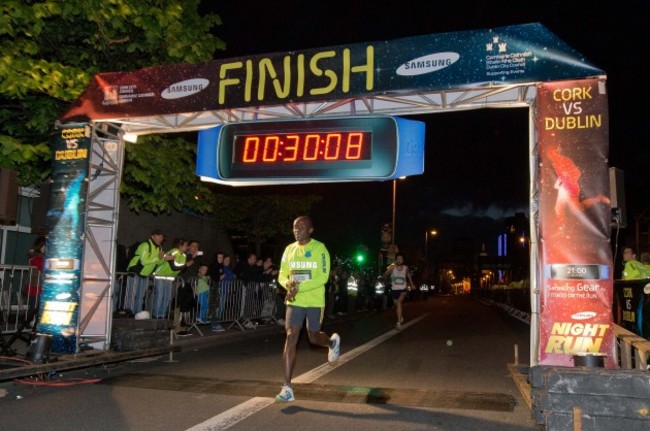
<box><xmin>293</xmin><ymin>216</ymin><xmax>314</xmax><ymax>244</ymax></box>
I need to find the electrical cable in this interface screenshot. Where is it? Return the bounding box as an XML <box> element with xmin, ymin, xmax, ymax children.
<box><xmin>2</xmin><ymin>355</ymin><xmax>101</xmax><ymax>386</ymax></box>
<box><xmin>613</xmin><ymin>219</ymin><xmax>620</xmax><ymax>268</ymax></box>
<box><xmin>13</xmin><ymin>377</ymin><xmax>102</xmax><ymax>386</ymax></box>
<box><xmin>0</xmin><ymin>355</ymin><xmax>33</xmax><ymax>366</ymax></box>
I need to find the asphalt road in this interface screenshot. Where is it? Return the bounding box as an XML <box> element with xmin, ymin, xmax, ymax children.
<box><xmin>0</xmin><ymin>295</ymin><xmax>540</xmax><ymax>430</ymax></box>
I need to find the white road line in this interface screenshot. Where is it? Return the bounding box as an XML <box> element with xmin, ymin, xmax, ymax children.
<box><xmin>185</xmin><ymin>313</ymin><xmax>430</xmax><ymax>431</ymax></box>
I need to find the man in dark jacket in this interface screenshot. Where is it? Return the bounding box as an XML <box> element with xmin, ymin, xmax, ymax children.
<box><xmin>236</xmin><ymin>252</ymin><xmax>263</xmax><ymax>282</ymax></box>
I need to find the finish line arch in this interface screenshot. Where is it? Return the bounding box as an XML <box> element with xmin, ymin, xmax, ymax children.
<box><xmin>41</xmin><ymin>23</ymin><xmax>613</xmax><ymax>368</ymax></box>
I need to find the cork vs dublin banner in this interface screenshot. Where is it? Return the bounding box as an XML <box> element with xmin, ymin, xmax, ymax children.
<box><xmin>537</xmin><ymin>79</ymin><xmax>615</xmax><ymax>367</ymax></box>
<box><xmin>36</xmin><ymin>124</ymin><xmax>91</xmax><ymax>353</ymax></box>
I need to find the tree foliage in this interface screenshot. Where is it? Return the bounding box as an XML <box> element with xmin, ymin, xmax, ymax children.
<box><xmin>0</xmin><ymin>1</ymin><xmax>324</xmax><ymax>246</ymax></box>
<box><xmin>0</xmin><ymin>0</ymin><xmax>224</xmax><ymax>212</ymax></box>
<box><xmin>122</xmin><ymin>134</ymin><xmax>215</xmax><ymax>214</ymax></box>
<box><xmin>212</xmin><ymin>194</ymin><xmax>323</xmax><ymax>254</ymax></box>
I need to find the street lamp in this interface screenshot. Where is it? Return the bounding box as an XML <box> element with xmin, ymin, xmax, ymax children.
<box><xmin>391</xmin><ymin>177</ymin><xmax>406</xmax><ymax>245</ymax></box>
<box><xmin>519</xmin><ymin>235</ymin><xmax>531</xmax><ymax>280</ymax></box>
<box><xmin>424</xmin><ymin>229</ymin><xmax>438</xmax><ymax>280</ymax></box>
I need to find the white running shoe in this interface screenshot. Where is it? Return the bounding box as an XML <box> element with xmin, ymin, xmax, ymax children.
<box><xmin>328</xmin><ymin>333</ymin><xmax>341</xmax><ymax>363</ymax></box>
<box><xmin>275</xmin><ymin>385</ymin><xmax>295</xmax><ymax>402</ymax></box>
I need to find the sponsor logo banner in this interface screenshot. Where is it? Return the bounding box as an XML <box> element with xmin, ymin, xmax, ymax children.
<box><xmin>536</xmin><ymin>79</ymin><xmax>614</xmax><ymax>367</ymax></box>
<box><xmin>62</xmin><ymin>23</ymin><xmax>603</xmax><ymax>122</ymax></box>
<box><xmin>36</xmin><ymin>124</ymin><xmax>91</xmax><ymax>353</ymax></box>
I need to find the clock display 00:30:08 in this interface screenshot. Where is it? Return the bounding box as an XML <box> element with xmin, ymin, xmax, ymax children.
<box><xmin>233</xmin><ymin>130</ymin><xmax>372</xmax><ymax>164</ymax></box>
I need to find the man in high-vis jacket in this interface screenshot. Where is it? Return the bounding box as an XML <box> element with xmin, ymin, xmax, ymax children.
<box><xmin>622</xmin><ymin>246</ymin><xmax>649</xmax><ymax>280</ymax></box>
<box><xmin>124</xmin><ymin>229</ymin><xmax>171</xmax><ymax>314</ymax></box>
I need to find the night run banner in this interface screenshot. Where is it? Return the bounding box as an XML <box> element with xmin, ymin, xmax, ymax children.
<box><xmin>36</xmin><ymin>124</ymin><xmax>91</xmax><ymax>353</ymax></box>
<box><xmin>60</xmin><ymin>23</ymin><xmax>603</xmax><ymax>123</ymax></box>
<box><xmin>536</xmin><ymin>78</ymin><xmax>614</xmax><ymax>367</ymax></box>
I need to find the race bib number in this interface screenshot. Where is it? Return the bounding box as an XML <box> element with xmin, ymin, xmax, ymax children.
<box><xmin>291</xmin><ymin>271</ymin><xmax>311</xmax><ymax>283</ymax></box>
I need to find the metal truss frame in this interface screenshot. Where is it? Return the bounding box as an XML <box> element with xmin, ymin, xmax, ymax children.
<box><xmin>78</xmin><ymin>122</ymin><xmax>125</xmax><ymax>350</ymax></box>
<box><xmin>80</xmin><ymin>82</ymin><xmax>543</xmax><ymax>353</ymax></box>
<box><xmin>114</xmin><ymin>84</ymin><xmax>538</xmax><ymax>137</ymax></box>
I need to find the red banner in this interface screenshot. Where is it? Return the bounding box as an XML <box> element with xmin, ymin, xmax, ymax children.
<box><xmin>537</xmin><ymin>79</ymin><xmax>615</xmax><ymax>367</ymax></box>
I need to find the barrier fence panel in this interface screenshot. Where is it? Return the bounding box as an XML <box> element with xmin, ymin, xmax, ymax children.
<box><xmin>111</xmin><ymin>273</ymin><xmax>186</xmax><ymax>349</ymax></box>
<box><xmin>240</xmin><ymin>281</ymin><xmax>278</xmax><ymax>329</ymax></box>
<box><xmin>210</xmin><ymin>280</ymin><xmax>279</xmax><ymax>331</ymax></box>
<box><xmin>112</xmin><ymin>272</ymin><xmax>179</xmax><ymax>322</ymax></box>
<box><xmin>119</xmin><ymin>273</ymin><xmax>150</xmax><ymax>316</ymax></box>
<box><xmin>112</xmin><ymin>272</ymin><xmax>129</xmax><ymax>314</ymax></box>
<box><xmin>112</xmin><ymin>272</ymin><xmax>180</xmax><ymax>333</ymax></box>
<box><xmin>178</xmin><ymin>276</ymin><xmax>208</xmax><ymax>337</ymax></box>
<box><xmin>214</xmin><ymin>279</ymin><xmax>246</xmax><ymax>331</ymax></box>
<box><xmin>111</xmin><ymin>275</ymin><xmax>282</xmax><ymax>339</ymax></box>
<box><xmin>1</xmin><ymin>265</ymin><xmax>41</xmax><ymax>355</ymax></box>
<box><xmin>4</xmin><ymin>270</ymin><xmax>285</xmax><ymax>355</ymax></box>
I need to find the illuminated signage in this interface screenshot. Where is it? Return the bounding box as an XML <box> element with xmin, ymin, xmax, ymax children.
<box><xmin>234</xmin><ymin>130</ymin><xmax>372</xmax><ymax>164</ymax></box>
<box><xmin>196</xmin><ymin>116</ymin><xmax>424</xmax><ymax>185</ymax></box>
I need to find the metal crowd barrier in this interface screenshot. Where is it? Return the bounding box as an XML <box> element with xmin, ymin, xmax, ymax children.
<box><xmin>1</xmin><ymin>264</ymin><xmax>41</xmax><ymax>355</ymax></box>
<box><xmin>3</xmin><ymin>267</ymin><xmax>283</xmax><ymax>356</ymax></box>
<box><xmin>113</xmin><ymin>272</ymin><xmax>184</xmax><ymax>321</ymax></box>
<box><xmin>239</xmin><ymin>280</ymin><xmax>280</xmax><ymax>329</ymax></box>
<box><xmin>213</xmin><ymin>279</ymin><xmax>279</xmax><ymax>331</ymax></box>
<box><xmin>476</xmin><ymin>283</ymin><xmax>650</xmax><ymax>371</ymax></box>
<box><xmin>112</xmin><ymin>275</ymin><xmax>279</xmax><ymax>334</ymax></box>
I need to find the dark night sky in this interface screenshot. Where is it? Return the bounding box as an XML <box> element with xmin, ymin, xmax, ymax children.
<box><xmin>200</xmin><ymin>0</ymin><xmax>647</xmax><ymax>258</ymax></box>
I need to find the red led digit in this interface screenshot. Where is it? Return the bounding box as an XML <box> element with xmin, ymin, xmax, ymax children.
<box><xmin>262</xmin><ymin>135</ymin><xmax>280</xmax><ymax>162</ymax></box>
<box><xmin>284</xmin><ymin>135</ymin><xmax>299</xmax><ymax>161</ymax></box>
<box><xmin>345</xmin><ymin>132</ymin><xmax>364</xmax><ymax>159</ymax></box>
<box><xmin>323</xmin><ymin>133</ymin><xmax>342</xmax><ymax>160</ymax></box>
<box><xmin>303</xmin><ymin>134</ymin><xmax>319</xmax><ymax>161</ymax></box>
<box><xmin>242</xmin><ymin>136</ymin><xmax>260</xmax><ymax>163</ymax></box>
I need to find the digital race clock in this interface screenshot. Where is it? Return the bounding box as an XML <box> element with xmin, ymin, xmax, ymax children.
<box><xmin>235</xmin><ymin>130</ymin><xmax>372</xmax><ymax>164</ymax></box>
<box><xmin>196</xmin><ymin>115</ymin><xmax>424</xmax><ymax>186</ymax></box>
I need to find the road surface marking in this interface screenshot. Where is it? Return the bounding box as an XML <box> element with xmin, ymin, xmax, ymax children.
<box><xmin>185</xmin><ymin>314</ymin><xmax>429</xmax><ymax>431</ymax></box>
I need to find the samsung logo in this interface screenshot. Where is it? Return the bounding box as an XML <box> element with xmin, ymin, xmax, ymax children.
<box><xmin>396</xmin><ymin>52</ymin><xmax>460</xmax><ymax>76</ymax></box>
<box><xmin>571</xmin><ymin>311</ymin><xmax>597</xmax><ymax>320</ymax></box>
<box><xmin>161</xmin><ymin>78</ymin><xmax>209</xmax><ymax>99</ymax></box>
<box><xmin>290</xmin><ymin>262</ymin><xmax>318</xmax><ymax>269</ymax></box>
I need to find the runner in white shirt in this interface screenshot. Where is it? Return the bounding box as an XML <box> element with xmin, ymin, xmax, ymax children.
<box><xmin>383</xmin><ymin>253</ymin><xmax>414</xmax><ymax>330</ymax></box>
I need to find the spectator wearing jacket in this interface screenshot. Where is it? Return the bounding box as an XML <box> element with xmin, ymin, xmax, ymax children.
<box><xmin>236</xmin><ymin>252</ymin><xmax>263</xmax><ymax>282</ymax></box>
<box><xmin>622</xmin><ymin>247</ymin><xmax>649</xmax><ymax>280</ymax></box>
<box><xmin>208</xmin><ymin>251</ymin><xmax>225</xmax><ymax>282</ymax></box>
<box><xmin>124</xmin><ymin>229</ymin><xmax>171</xmax><ymax>314</ymax></box>
<box><xmin>152</xmin><ymin>238</ymin><xmax>189</xmax><ymax>318</ymax></box>
<box><xmin>180</xmin><ymin>240</ymin><xmax>203</xmax><ymax>281</ymax></box>
<box><xmin>211</xmin><ymin>254</ymin><xmax>236</xmax><ymax>332</ymax></box>
<box><xmin>195</xmin><ymin>264</ymin><xmax>211</xmax><ymax>324</ymax></box>
<box><xmin>640</xmin><ymin>251</ymin><xmax>650</xmax><ymax>276</ymax></box>
<box><xmin>24</xmin><ymin>236</ymin><xmax>46</xmax><ymax>323</ymax></box>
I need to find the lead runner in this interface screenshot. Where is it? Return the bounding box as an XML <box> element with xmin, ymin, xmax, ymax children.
<box><xmin>275</xmin><ymin>215</ymin><xmax>341</xmax><ymax>402</ymax></box>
